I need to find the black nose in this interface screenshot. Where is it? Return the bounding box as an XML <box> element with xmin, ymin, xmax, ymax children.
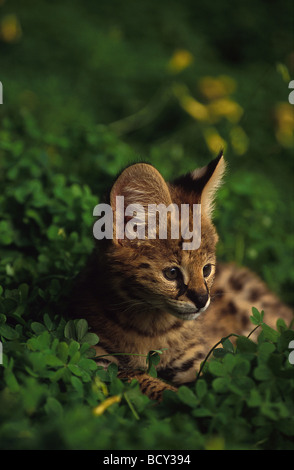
<box><xmin>187</xmin><ymin>289</ymin><xmax>209</xmax><ymax>309</ymax></box>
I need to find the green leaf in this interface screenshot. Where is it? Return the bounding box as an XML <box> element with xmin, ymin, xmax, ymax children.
<box><xmin>222</xmin><ymin>353</ymin><xmax>237</xmax><ymax>374</ymax></box>
<box><xmin>50</xmin><ymin>367</ymin><xmax>67</xmax><ymax>382</ymax></box>
<box><xmin>78</xmin><ymin>357</ymin><xmax>97</xmax><ymax>371</ymax></box>
<box><xmin>68</xmin><ymin>340</ymin><xmax>80</xmax><ymax>357</ymax></box>
<box><xmin>277</xmin><ymin>330</ymin><xmax>294</xmax><ymax>352</ymax></box>
<box><xmin>37</xmin><ymin>330</ymin><xmax>51</xmax><ymax>349</ymax></box>
<box><xmin>232</xmin><ymin>359</ymin><xmax>250</xmax><ymax>377</ymax></box>
<box><xmin>250</xmin><ymin>307</ymin><xmax>264</xmax><ymax>325</ymax></box>
<box><xmin>64</xmin><ymin>320</ymin><xmax>76</xmax><ymax>340</ymax></box>
<box><xmin>57</xmin><ymin>342</ymin><xmax>69</xmax><ymax>363</ymax></box>
<box><xmin>212</xmin><ymin>377</ymin><xmax>229</xmax><ymax>393</ymax></box>
<box><xmin>209</xmin><ymin>361</ymin><xmax>226</xmax><ymax>377</ymax></box>
<box><xmin>213</xmin><ymin>348</ymin><xmax>227</xmax><ymax>359</ymax></box>
<box><xmin>69</xmin><ymin>350</ymin><xmax>81</xmax><ymax>364</ymax></box>
<box><xmin>221</xmin><ymin>337</ymin><xmax>235</xmax><ymax>353</ymax></box>
<box><xmin>0</xmin><ymin>323</ymin><xmax>19</xmax><ymax>340</ymax></box>
<box><xmin>31</xmin><ymin>322</ymin><xmax>47</xmax><ymax>335</ymax></box>
<box><xmin>71</xmin><ymin>376</ymin><xmax>84</xmax><ymax>395</ymax></box>
<box><xmin>47</xmin><ymin>225</ymin><xmax>60</xmax><ymax>241</ymax></box>
<box><xmin>68</xmin><ymin>364</ymin><xmax>83</xmax><ymax>376</ymax></box>
<box><xmin>0</xmin><ymin>220</ymin><xmax>14</xmax><ymax>245</ymax></box>
<box><xmin>76</xmin><ymin>319</ymin><xmax>88</xmax><ymax>341</ymax></box>
<box><xmin>177</xmin><ymin>386</ymin><xmax>198</xmax><ymax>407</ymax></box>
<box><xmin>147</xmin><ymin>350</ymin><xmax>161</xmax><ymax>366</ymax></box>
<box><xmin>109</xmin><ymin>377</ymin><xmax>125</xmax><ymax>396</ymax></box>
<box><xmin>195</xmin><ymin>379</ymin><xmax>207</xmax><ymax>399</ymax></box>
<box><xmin>43</xmin><ymin>313</ymin><xmax>53</xmax><ymax>331</ymax></box>
<box><xmin>44</xmin><ymin>397</ymin><xmax>63</xmax><ymax>417</ymax></box>
<box><xmin>258</xmin><ymin>342</ymin><xmax>276</xmax><ymax>361</ymax></box>
<box><xmin>254</xmin><ymin>364</ymin><xmax>272</xmax><ymax>381</ymax></box>
<box><xmin>81</xmin><ymin>332</ymin><xmax>99</xmax><ymax>346</ymax></box>
<box><xmin>45</xmin><ymin>354</ymin><xmax>64</xmax><ymax>367</ymax></box>
<box><xmin>147</xmin><ymin>363</ymin><xmax>157</xmax><ymax>378</ymax></box>
<box><xmin>230</xmin><ymin>377</ymin><xmax>254</xmax><ymax>394</ymax></box>
<box><xmin>236</xmin><ymin>336</ymin><xmax>257</xmax><ymax>354</ymax></box>
<box><xmin>107</xmin><ymin>362</ymin><xmax>118</xmax><ymax>380</ymax></box>
<box><xmin>247</xmin><ymin>388</ymin><xmax>262</xmax><ymax>407</ymax></box>
<box><xmin>261</xmin><ymin>323</ymin><xmax>279</xmax><ymax>342</ymax></box>
<box><xmin>192</xmin><ymin>407</ymin><xmax>213</xmax><ymax>418</ymax></box>
<box><xmin>4</xmin><ymin>368</ymin><xmax>20</xmax><ymax>392</ymax></box>
<box><xmin>18</xmin><ymin>283</ymin><xmax>29</xmax><ymax>302</ymax></box>
<box><xmin>276</xmin><ymin>318</ymin><xmax>287</xmax><ymax>333</ymax></box>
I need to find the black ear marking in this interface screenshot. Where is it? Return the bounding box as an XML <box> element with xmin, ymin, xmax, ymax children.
<box><xmin>171</xmin><ymin>151</ymin><xmax>225</xmax><ymax>217</ymax></box>
<box><xmin>172</xmin><ymin>150</ymin><xmax>224</xmax><ymax>196</ymax></box>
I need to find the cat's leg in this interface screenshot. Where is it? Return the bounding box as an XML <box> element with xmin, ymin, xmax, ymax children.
<box><xmin>118</xmin><ymin>369</ymin><xmax>177</xmax><ymax>401</ymax></box>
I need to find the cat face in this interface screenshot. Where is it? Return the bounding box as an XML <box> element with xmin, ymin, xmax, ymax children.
<box><xmin>104</xmin><ymin>153</ymin><xmax>225</xmax><ymax>321</ymax></box>
<box><xmin>106</xmin><ymin>218</ymin><xmax>218</xmax><ymax>320</ymax></box>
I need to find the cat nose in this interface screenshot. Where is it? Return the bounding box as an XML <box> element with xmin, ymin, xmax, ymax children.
<box><xmin>196</xmin><ymin>293</ymin><xmax>209</xmax><ymax>309</ymax></box>
<box><xmin>186</xmin><ymin>289</ymin><xmax>209</xmax><ymax>309</ymax></box>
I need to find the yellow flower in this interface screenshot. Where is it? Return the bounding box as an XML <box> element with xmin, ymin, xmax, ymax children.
<box><xmin>274</xmin><ymin>102</ymin><xmax>294</xmax><ymax>148</ymax></box>
<box><xmin>57</xmin><ymin>228</ymin><xmax>66</xmax><ymax>239</ymax></box>
<box><xmin>204</xmin><ymin>128</ymin><xmax>227</xmax><ymax>154</ymax></box>
<box><xmin>230</xmin><ymin>126</ymin><xmax>249</xmax><ymax>155</ymax></box>
<box><xmin>168</xmin><ymin>49</ymin><xmax>194</xmax><ymax>73</ymax></box>
<box><xmin>172</xmin><ymin>83</ymin><xmax>209</xmax><ymax>121</ymax></box>
<box><xmin>181</xmin><ymin>96</ymin><xmax>209</xmax><ymax>121</ymax></box>
<box><xmin>205</xmin><ymin>435</ymin><xmax>225</xmax><ymax>450</ymax></box>
<box><xmin>92</xmin><ymin>376</ymin><xmax>108</xmax><ymax>397</ymax></box>
<box><xmin>208</xmin><ymin>98</ymin><xmax>243</xmax><ymax>123</ymax></box>
<box><xmin>276</xmin><ymin>63</ymin><xmax>290</xmax><ymax>83</ymax></box>
<box><xmin>198</xmin><ymin>75</ymin><xmax>236</xmax><ymax>100</ymax></box>
<box><xmin>93</xmin><ymin>395</ymin><xmax>121</xmax><ymax>416</ymax></box>
<box><xmin>0</xmin><ymin>14</ymin><xmax>22</xmax><ymax>43</ymax></box>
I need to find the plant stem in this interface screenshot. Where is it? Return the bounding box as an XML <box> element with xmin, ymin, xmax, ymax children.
<box><xmin>195</xmin><ymin>333</ymin><xmax>239</xmax><ymax>384</ymax></box>
<box><xmin>123</xmin><ymin>392</ymin><xmax>140</xmax><ymax>420</ymax></box>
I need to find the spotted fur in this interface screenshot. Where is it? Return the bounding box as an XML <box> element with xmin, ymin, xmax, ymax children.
<box><xmin>70</xmin><ymin>153</ymin><xmax>293</xmax><ymax>400</ymax></box>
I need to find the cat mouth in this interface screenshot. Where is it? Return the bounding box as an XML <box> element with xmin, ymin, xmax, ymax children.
<box><xmin>169</xmin><ymin>311</ymin><xmax>202</xmax><ymax>320</ymax></box>
<box><xmin>166</xmin><ymin>298</ymin><xmax>210</xmax><ymax>320</ymax></box>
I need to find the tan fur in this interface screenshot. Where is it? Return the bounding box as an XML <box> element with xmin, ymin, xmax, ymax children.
<box><xmin>191</xmin><ymin>156</ymin><xmax>226</xmax><ymax>217</ymax></box>
<box><xmin>70</xmin><ymin>155</ymin><xmax>293</xmax><ymax>400</ymax></box>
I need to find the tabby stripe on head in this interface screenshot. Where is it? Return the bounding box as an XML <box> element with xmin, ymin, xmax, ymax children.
<box><xmin>138</xmin><ymin>263</ymin><xmax>151</xmax><ymax>269</ymax></box>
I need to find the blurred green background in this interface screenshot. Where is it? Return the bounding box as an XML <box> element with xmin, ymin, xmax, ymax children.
<box><xmin>0</xmin><ymin>0</ymin><xmax>293</xmax><ymax>304</ymax></box>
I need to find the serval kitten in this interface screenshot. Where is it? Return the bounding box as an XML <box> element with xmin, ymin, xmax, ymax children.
<box><xmin>70</xmin><ymin>153</ymin><xmax>293</xmax><ymax>400</ymax></box>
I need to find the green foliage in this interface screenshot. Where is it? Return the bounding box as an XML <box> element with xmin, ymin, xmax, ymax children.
<box><xmin>1</xmin><ymin>302</ymin><xmax>294</xmax><ymax>450</ymax></box>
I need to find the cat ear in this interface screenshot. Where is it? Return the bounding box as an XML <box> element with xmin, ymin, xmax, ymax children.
<box><xmin>110</xmin><ymin>163</ymin><xmax>172</xmax><ymax>208</ymax></box>
<box><xmin>173</xmin><ymin>151</ymin><xmax>226</xmax><ymax>218</ymax></box>
<box><xmin>192</xmin><ymin>151</ymin><xmax>226</xmax><ymax>217</ymax></box>
<box><xmin>110</xmin><ymin>163</ymin><xmax>172</xmax><ymax>245</ymax></box>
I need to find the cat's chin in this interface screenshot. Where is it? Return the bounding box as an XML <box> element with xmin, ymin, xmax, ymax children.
<box><xmin>168</xmin><ymin>310</ymin><xmax>202</xmax><ymax>321</ymax></box>
<box><xmin>166</xmin><ymin>298</ymin><xmax>211</xmax><ymax>321</ymax></box>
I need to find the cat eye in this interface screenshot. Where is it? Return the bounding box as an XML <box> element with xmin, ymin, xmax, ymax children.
<box><xmin>163</xmin><ymin>267</ymin><xmax>180</xmax><ymax>281</ymax></box>
<box><xmin>203</xmin><ymin>264</ymin><xmax>212</xmax><ymax>278</ymax></box>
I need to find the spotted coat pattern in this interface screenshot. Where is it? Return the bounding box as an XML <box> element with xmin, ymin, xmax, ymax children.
<box><xmin>70</xmin><ymin>155</ymin><xmax>293</xmax><ymax>400</ymax></box>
